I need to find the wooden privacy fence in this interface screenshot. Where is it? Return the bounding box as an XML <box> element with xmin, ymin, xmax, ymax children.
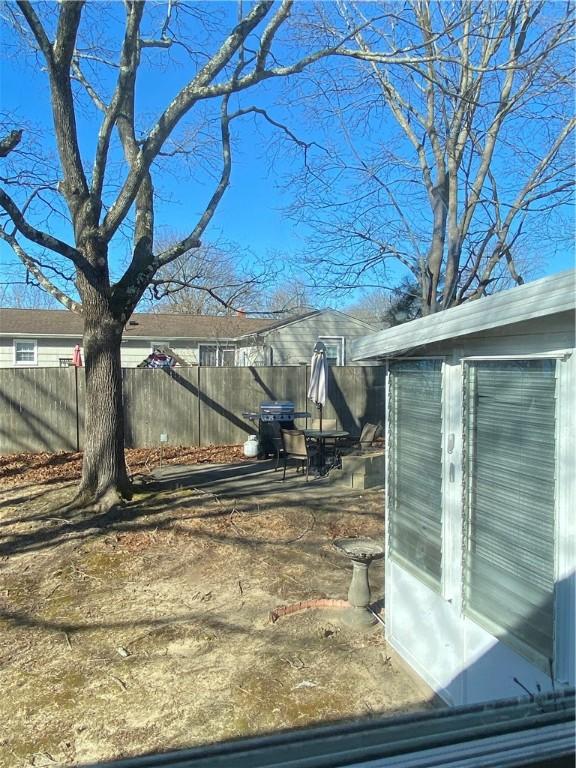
<box><xmin>0</xmin><ymin>365</ymin><xmax>386</xmax><ymax>455</ymax></box>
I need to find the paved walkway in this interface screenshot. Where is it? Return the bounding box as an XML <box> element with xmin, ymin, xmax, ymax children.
<box><xmin>142</xmin><ymin>458</ymin><xmax>353</xmax><ymax>501</ymax></box>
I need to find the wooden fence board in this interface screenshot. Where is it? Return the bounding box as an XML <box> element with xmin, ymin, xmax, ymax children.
<box><xmin>0</xmin><ymin>365</ymin><xmax>385</xmax><ymax>454</ymax></box>
<box><xmin>0</xmin><ymin>368</ymin><xmax>81</xmax><ymax>453</ymax></box>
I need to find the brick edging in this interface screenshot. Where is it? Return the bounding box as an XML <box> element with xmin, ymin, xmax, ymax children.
<box><xmin>269</xmin><ymin>598</ymin><xmax>350</xmax><ymax>623</ymax></box>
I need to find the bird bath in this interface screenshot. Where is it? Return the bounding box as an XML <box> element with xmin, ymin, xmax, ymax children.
<box><xmin>333</xmin><ymin>537</ymin><xmax>384</xmax><ymax>628</ymax></box>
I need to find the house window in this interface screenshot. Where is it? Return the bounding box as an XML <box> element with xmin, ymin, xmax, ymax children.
<box><xmin>463</xmin><ymin>360</ymin><xmax>556</xmax><ymax>667</ymax></box>
<box><xmin>199</xmin><ymin>344</ymin><xmax>236</xmax><ymax>366</ymax></box>
<box><xmin>14</xmin><ymin>339</ymin><xmax>37</xmax><ymax>365</ymax></box>
<box><xmin>318</xmin><ymin>337</ymin><xmax>344</xmax><ymax>366</ymax></box>
<box><xmin>388</xmin><ymin>359</ymin><xmax>443</xmax><ymax>589</ymax></box>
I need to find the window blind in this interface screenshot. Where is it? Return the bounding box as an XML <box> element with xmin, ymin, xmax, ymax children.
<box><xmin>389</xmin><ymin>360</ymin><xmax>443</xmax><ymax>589</ymax></box>
<box><xmin>464</xmin><ymin>360</ymin><xmax>557</xmax><ymax>665</ymax></box>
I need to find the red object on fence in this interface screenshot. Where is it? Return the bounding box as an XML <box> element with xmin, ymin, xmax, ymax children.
<box><xmin>72</xmin><ymin>345</ymin><xmax>83</xmax><ymax>367</ymax></box>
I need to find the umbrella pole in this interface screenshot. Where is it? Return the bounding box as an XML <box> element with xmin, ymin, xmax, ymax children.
<box><xmin>319</xmin><ymin>403</ymin><xmax>323</xmax><ymax>432</ymax></box>
<box><xmin>74</xmin><ymin>365</ymin><xmax>80</xmax><ymax>452</ymax></box>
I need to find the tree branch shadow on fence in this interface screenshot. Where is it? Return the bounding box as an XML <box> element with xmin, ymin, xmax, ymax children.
<box><xmin>0</xmin><ymin>381</ymin><xmax>78</xmax><ymax>454</ymax></box>
<box><xmin>1</xmin><ymin>365</ymin><xmax>384</xmax><ymax>454</ymax></box>
<box><xmin>247</xmin><ymin>366</ymin><xmax>278</xmax><ymax>402</ymax></box>
<box><xmin>167</xmin><ymin>368</ymin><xmax>253</xmax><ymax>435</ymax></box>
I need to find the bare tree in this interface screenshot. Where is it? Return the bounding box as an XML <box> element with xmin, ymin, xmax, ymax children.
<box><xmin>142</xmin><ymin>239</ymin><xmax>270</xmax><ymax>315</ymax></box>
<box><xmin>0</xmin><ymin>282</ymin><xmax>61</xmax><ymax>309</ymax></box>
<box><xmin>289</xmin><ymin>1</ymin><xmax>575</xmax><ymax>314</ymax></box>
<box><xmin>259</xmin><ymin>277</ymin><xmax>316</xmax><ymax>317</ymax></box>
<box><xmin>0</xmin><ymin>0</ymin><xmax>365</xmax><ymax>512</ymax></box>
<box><xmin>344</xmin><ymin>289</ymin><xmax>395</xmax><ymax>327</ymax></box>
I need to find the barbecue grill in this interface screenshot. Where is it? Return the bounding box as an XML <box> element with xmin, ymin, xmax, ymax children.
<box><xmin>259</xmin><ymin>401</ymin><xmax>297</xmax><ymax>421</ymax></box>
<box><xmin>242</xmin><ymin>401</ymin><xmax>310</xmax><ymax>458</ymax></box>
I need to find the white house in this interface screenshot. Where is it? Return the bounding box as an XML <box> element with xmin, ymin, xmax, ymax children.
<box><xmin>352</xmin><ymin>270</ymin><xmax>575</xmax><ymax>706</ymax></box>
<box><xmin>0</xmin><ymin>308</ymin><xmax>377</xmax><ymax>368</ymax></box>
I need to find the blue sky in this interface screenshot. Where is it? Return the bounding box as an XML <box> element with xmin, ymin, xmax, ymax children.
<box><xmin>1</xmin><ymin>2</ymin><xmax>574</xmax><ymax>312</ymax></box>
<box><xmin>0</xmin><ymin>3</ymin><xmax>319</xmax><ymax>303</ymax></box>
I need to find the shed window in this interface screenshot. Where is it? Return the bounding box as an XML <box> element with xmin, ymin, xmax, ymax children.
<box><xmin>318</xmin><ymin>337</ymin><xmax>344</xmax><ymax>366</ymax></box>
<box><xmin>389</xmin><ymin>360</ymin><xmax>443</xmax><ymax>589</ymax></box>
<box><xmin>463</xmin><ymin>360</ymin><xmax>556</xmax><ymax>667</ymax></box>
<box><xmin>199</xmin><ymin>344</ymin><xmax>236</xmax><ymax>366</ymax></box>
<box><xmin>14</xmin><ymin>339</ymin><xmax>37</xmax><ymax>365</ymax></box>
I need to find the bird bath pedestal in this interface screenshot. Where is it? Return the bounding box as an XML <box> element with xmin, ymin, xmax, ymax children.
<box><xmin>333</xmin><ymin>537</ymin><xmax>384</xmax><ymax>628</ymax></box>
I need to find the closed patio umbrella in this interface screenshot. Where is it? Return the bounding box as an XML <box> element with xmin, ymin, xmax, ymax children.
<box><xmin>72</xmin><ymin>344</ymin><xmax>83</xmax><ymax>367</ymax></box>
<box><xmin>72</xmin><ymin>345</ymin><xmax>82</xmax><ymax>452</ymax></box>
<box><xmin>308</xmin><ymin>340</ymin><xmax>328</xmax><ymax>431</ymax></box>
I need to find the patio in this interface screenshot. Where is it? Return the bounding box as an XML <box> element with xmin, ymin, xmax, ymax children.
<box><xmin>0</xmin><ymin>455</ymin><xmax>437</xmax><ymax>766</ymax></box>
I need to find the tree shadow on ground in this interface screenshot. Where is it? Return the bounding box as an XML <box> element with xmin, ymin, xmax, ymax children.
<box><xmin>0</xmin><ymin>605</ymin><xmax>248</xmax><ymax>639</ymax></box>
<box><xmin>0</xmin><ymin>461</ymin><xmax>383</xmax><ymax>559</ymax></box>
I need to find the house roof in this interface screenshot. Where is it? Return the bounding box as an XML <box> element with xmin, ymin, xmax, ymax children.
<box><xmin>0</xmin><ymin>308</ymin><xmax>277</xmax><ymax>339</ymax></box>
<box><xmin>351</xmin><ymin>270</ymin><xmax>576</xmax><ymax>360</ymax></box>
<box><xmin>0</xmin><ymin>307</ymin><xmax>370</xmax><ymax>340</ymax></box>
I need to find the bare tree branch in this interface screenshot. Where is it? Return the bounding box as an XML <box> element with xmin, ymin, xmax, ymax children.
<box><xmin>0</xmin><ymin>130</ymin><xmax>23</xmax><ymax>157</ymax></box>
<box><xmin>290</xmin><ymin>0</ymin><xmax>575</xmax><ymax>314</ymax></box>
<box><xmin>0</xmin><ymin>187</ymin><xmax>91</xmax><ymax>271</ymax></box>
<box><xmin>0</xmin><ymin>230</ymin><xmax>82</xmax><ymax>312</ymax></box>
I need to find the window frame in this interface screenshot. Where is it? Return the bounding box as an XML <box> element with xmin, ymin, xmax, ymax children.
<box><xmin>198</xmin><ymin>343</ymin><xmax>236</xmax><ymax>367</ymax></box>
<box><xmin>220</xmin><ymin>348</ymin><xmax>235</xmax><ymax>367</ymax></box>
<box><xmin>318</xmin><ymin>336</ymin><xmax>344</xmax><ymax>366</ymax></box>
<box><xmin>387</xmin><ymin>356</ymin><xmax>445</xmax><ymax>592</ymax></box>
<box><xmin>461</xmin><ymin>356</ymin><xmax>559</xmax><ymax>671</ymax></box>
<box><xmin>14</xmin><ymin>338</ymin><xmax>38</xmax><ymax>366</ymax></box>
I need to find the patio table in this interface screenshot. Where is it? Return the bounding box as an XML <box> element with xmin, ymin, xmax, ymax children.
<box><xmin>303</xmin><ymin>429</ymin><xmax>350</xmax><ymax>474</ymax></box>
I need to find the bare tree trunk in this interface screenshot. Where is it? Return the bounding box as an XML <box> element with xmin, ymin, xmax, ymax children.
<box><xmin>69</xmin><ymin>287</ymin><xmax>130</xmax><ymax>513</ymax></box>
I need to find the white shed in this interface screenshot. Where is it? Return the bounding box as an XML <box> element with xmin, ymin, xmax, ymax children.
<box><xmin>351</xmin><ymin>270</ymin><xmax>575</xmax><ymax>706</ymax></box>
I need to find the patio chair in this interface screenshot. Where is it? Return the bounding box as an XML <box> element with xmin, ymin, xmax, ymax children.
<box><xmin>280</xmin><ymin>429</ymin><xmax>318</xmax><ymax>482</ymax></box>
<box><xmin>310</xmin><ymin>418</ymin><xmax>338</xmax><ymax>462</ymax></box>
<box><xmin>338</xmin><ymin>422</ymin><xmax>382</xmax><ymax>456</ymax></box>
<box><xmin>311</xmin><ymin>418</ymin><xmax>337</xmax><ymax>430</ymax></box>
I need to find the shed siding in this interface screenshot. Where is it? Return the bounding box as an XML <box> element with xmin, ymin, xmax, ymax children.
<box><xmin>379</xmin><ymin>303</ymin><xmax>575</xmax><ymax>706</ymax></box>
<box><xmin>266</xmin><ymin>312</ymin><xmax>374</xmax><ymax>365</ymax></box>
<box><xmin>410</xmin><ymin>312</ymin><xmax>575</xmax><ymax>360</ymax></box>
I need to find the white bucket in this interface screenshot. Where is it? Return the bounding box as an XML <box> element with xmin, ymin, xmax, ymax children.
<box><xmin>243</xmin><ymin>435</ymin><xmax>259</xmax><ymax>458</ymax></box>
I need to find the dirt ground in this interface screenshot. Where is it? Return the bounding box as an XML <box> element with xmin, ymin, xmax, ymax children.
<box><xmin>0</xmin><ymin>448</ymin><xmax>437</xmax><ymax>767</ymax></box>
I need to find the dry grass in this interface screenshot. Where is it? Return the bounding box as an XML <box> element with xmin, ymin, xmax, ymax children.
<box><xmin>0</xmin><ymin>457</ymin><xmax>436</xmax><ymax>767</ymax></box>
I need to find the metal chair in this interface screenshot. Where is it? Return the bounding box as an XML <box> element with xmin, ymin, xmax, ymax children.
<box><xmin>311</xmin><ymin>418</ymin><xmax>337</xmax><ymax>430</ymax></box>
<box><xmin>310</xmin><ymin>418</ymin><xmax>338</xmax><ymax>463</ymax></box>
<box><xmin>280</xmin><ymin>429</ymin><xmax>318</xmax><ymax>481</ymax></box>
<box><xmin>338</xmin><ymin>422</ymin><xmax>382</xmax><ymax>456</ymax></box>
<box><xmin>358</xmin><ymin>422</ymin><xmax>380</xmax><ymax>449</ymax></box>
